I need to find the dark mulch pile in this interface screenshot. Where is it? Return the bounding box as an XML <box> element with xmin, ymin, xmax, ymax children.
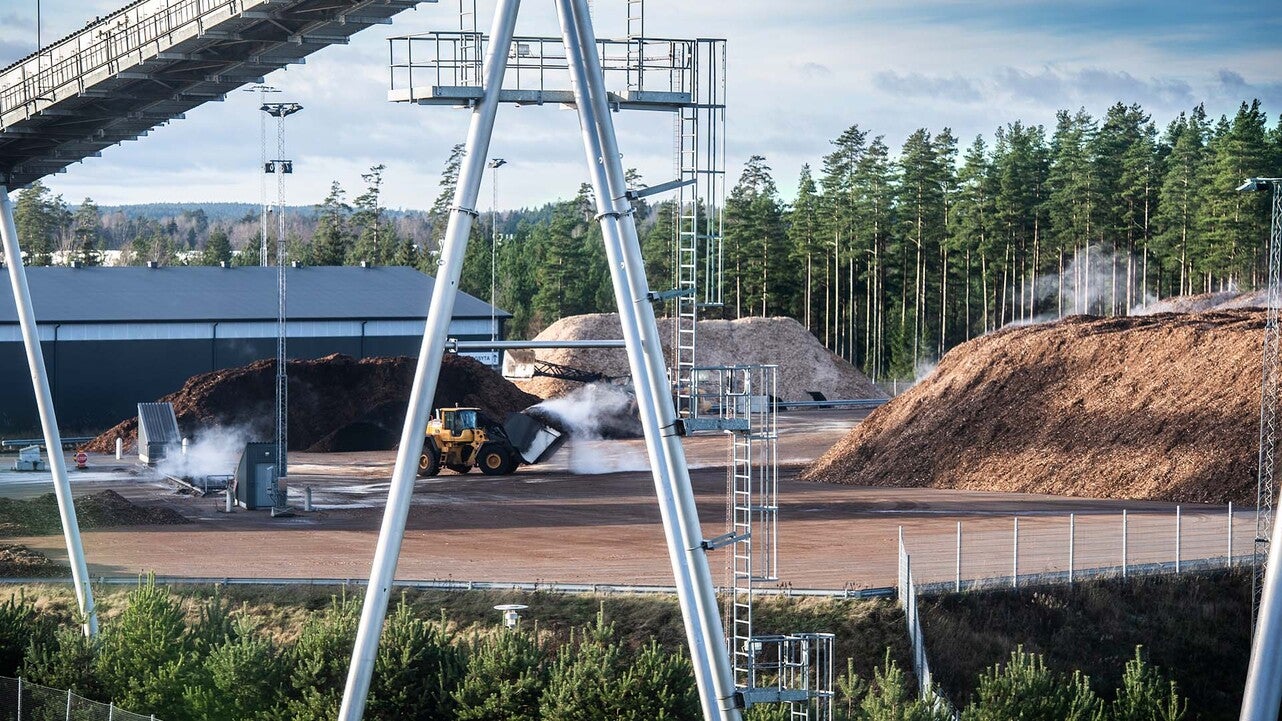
<box><xmin>82</xmin><ymin>353</ymin><xmax>539</xmax><ymax>454</ymax></box>
<box><xmin>0</xmin><ymin>490</ymin><xmax>187</xmax><ymax>537</ymax></box>
<box><xmin>0</xmin><ymin>544</ymin><xmax>68</xmax><ymax>577</ymax></box>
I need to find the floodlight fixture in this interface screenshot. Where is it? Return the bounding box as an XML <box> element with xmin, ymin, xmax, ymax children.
<box><xmin>488</xmin><ymin>157</ymin><xmax>507</xmax><ymax>169</ymax></box>
<box><xmin>261</xmin><ymin>102</ymin><xmax>303</xmax><ymax>118</ymax></box>
<box><xmin>1240</xmin><ymin>178</ymin><xmax>1282</xmax><ymax>193</ymax></box>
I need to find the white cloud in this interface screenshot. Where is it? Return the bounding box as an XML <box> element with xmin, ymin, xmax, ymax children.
<box><xmin>5</xmin><ymin>0</ymin><xmax>1279</xmax><ymax>210</ymax></box>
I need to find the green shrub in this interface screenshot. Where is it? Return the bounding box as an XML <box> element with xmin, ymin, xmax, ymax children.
<box><xmin>182</xmin><ymin>615</ymin><xmax>284</xmax><ymax>721</ymax></box>
<box><xmin>367</xmin><ymin>599</ymin><xmax>465</xmax><ymax>720</ymax></box>
<box><xmin>1111</xmin><ymin>647</ymin><xmax>1186</xmax><ymax>721</ymax></box>
<box><xmin>453</xmin><ymin>629</ymin><xmax>547</xmax><ymax>721</ymax></box>
<box><xmin>615</xmin><ymin>639</ymin><xmax>699</xmax><ymax>720</ymax></box>
<box><xmin>0</xmin><ymin>592</ymin><xmax>52</xmax><ymax>676</ymax></box>
<box><xmin>860</xmin><ymin>652</ymin><xmax>952</xmax><ymax>721</ymax></box>
<box><xmin>22</xmin><ymin>624</ymin><xmax>101</xmax><ymax>699</ymax></box>
<box><xmin>962</xmin><ymin>647</ymin><xmax>1104</xmax><ymax>721</ymax></box>
<box><xmin>277</xmin><ymin>592</ymin><xmax>361</xmax><ymax>720</ymax></box>
<box><xmin>539</xmin><ymin>619</ymin><xmax>625</xmax><ymax>721</ymax></box>
<box><xmin>93</xmin><ymin>577</ymin><xmax>199</xmax><ymax>719</ymax></box>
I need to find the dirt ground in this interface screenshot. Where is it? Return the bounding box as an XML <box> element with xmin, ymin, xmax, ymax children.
<box><xmin>0</xmin><ymin>409</ymin><xmax>1241</xmax><ymax>590</ymax></box>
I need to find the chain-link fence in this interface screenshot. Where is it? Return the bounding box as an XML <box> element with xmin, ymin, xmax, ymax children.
<box><xmin>0</xmin><ymin>676</ymin><xmax>157</xmax><ymax>721</ymax></box>
<box><xmin>898</xmin><ymin>504</ymin><xmax>1254</xmax><ymax>594</ymax></box>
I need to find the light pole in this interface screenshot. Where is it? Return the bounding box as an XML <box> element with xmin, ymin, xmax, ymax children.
<box><xmin>260</xmin><ymin>101</ymin><xmax>302</xmax><ymax>514</ymax></box>
<box><xmin>488</xmin><ymin>158</ymin><xmax>506</xmax><ymax>346</ymax></box>
<box><xmin>243</xmin><ymin>85</ymin><xmax>279</xmax><ymax>265</ymax></box>
<box><xmin>1239</xmin><ymin>176</ymin><xmax>1282</xmax><ymax>721</ymax></box>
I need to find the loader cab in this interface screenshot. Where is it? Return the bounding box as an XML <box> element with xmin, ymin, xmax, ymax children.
<box><xmin>435</xmin><ymin>407</ymin><xmax>481</xmax><ymax>442</ymax></box>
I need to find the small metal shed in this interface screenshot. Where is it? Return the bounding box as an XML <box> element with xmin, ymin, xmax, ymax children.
<box><xmin>137</xmin><ymin>402</ymin><xmax>180</xmax><ymax>465</ymax></box>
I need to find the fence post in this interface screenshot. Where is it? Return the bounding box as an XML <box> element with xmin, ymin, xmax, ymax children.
<box><xmin>1069</xmin><ymin>513</ymin><xmax>1075</xmax><ymax>585</ymax></box>
<box><xmin>1122</xmin><ymin>510</ymin><xmax>1128</xmax><ymax>578</ymax></box>
<box><xmin>955</xmin><ymin>521</ymin><xmax>962</xmax><ymax>593</ymax></box>
<box><xmin>109</xmin><ymin>701</ymin><xmax>115</xmax><ymax>721</ymax></box>
<box><xmin>1229</xmin><ymin>501</ymin><xmax>1234</xmax><ymax>568</ymax></box>
<box><xmin>1175</xmin><ymin>505</ymin><xmax>1182</xmax><ymax>573</ymax></box>
<box><xmin>17</xmin><ymin>676</ymin><xmax>21</xmax><ymax>720</ymax></box>
<box><xmin>66</xmin><ymin>688</ymin><xmax>72</xmax><ymax>721</ymax></box>
<box><xmin>1012</xmin><ymin>516</ymin><xmax>1019</xmax><ymax>589</ymax></box>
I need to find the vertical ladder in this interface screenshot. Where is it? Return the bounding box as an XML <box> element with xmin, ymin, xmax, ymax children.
<box><xmin>671</xmin><ymin>41</ymin><xmax>727</xmax><ymax>416</ymax></box>
<box><xmin>458</xmin><ymin>0</ymin><xmax>480</xmax><ymax>86</ymax></box>
<box><xmin>729</xmin><ymin>426</ymin><xmax>754</xmax><ymax>688</ymax></box>
<box><xmin>626</xmin><ymin>0</ymin><xmax>645</xmax><ymax>92</ymax></box>
<box><xmin>674</xmin><ymin>107</ymin><xmax>699</xmax><ymax>416</ymax></box>
<box><xmin>719</xmin><ymin>366</ymin><xmax>780</xmax><ymax>689</ymax></box>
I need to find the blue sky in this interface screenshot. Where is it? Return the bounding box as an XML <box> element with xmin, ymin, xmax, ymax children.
<box><xmin>2</xmin><ymin>0</ymin><xmax>1279</xmax><ymax>211</ymax></box>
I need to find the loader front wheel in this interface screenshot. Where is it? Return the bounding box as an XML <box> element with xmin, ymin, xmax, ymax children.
<box><xmin>477</xmin><ymin>443</ymin><xmax>516</xmax><ymax>476</ymax></box>
<box><xmin>418</xmin><ymin>445</ymin><xmax>441</xmax><ymax>478</ymax></box>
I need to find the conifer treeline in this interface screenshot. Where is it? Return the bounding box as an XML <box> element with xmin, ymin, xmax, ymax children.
<box><xmin>7</xmin><ymin>99</ymin><xmax>1280</xmax><ymax>378</ymax></box>
<box><xmin>707</xmin><ymin>100</ymin><xmax>1281</xmax><ymax>379</ymax></box>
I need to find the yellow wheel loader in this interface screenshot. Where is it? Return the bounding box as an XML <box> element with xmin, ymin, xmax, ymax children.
<box><xmin>417</xmin><ymin>407</ymin><xmax>564</xmax><ymax>478</ymax></box>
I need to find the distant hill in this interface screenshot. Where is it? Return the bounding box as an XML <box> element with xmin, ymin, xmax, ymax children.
<box><xmin>97</xmin><ymin>202</ymin><xmax>459</xmax><ymax>222</ymax></box>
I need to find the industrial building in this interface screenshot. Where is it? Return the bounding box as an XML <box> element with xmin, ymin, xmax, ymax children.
<box><xmin>0</xmin><ymin>265</ymin><xmax>508</xmax><ymax>434</ymax></box>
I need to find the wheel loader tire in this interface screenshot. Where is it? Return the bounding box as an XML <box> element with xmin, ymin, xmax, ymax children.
<box><xmin>477</xmin><ymin>442</ymin><xmax>516</xmax><ymax>476</ymax></box>
<box><xmin>446</xmin><ymin>463</ymin><xmax>473</xmax><ymax>475</ymax></box>
<box><xmin>418</xmin><ymin>445</ymin><xmax>441</xmax><ymax>477</ymax></box>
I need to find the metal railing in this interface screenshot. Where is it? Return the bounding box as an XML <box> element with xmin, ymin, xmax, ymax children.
<box><xmin>897</xmin><ymin>531</ymin><xmax>943</xmax><ymax>705</ymax></box>
<box><xmin>899</xmin><ymin>504</ymin><xmax>1252</xmax><ymax>595</ymax></box>
<box><xmin>0</xmin><ymin>676</ymin><xmax>158</xmax><ymax>721</ymax></box>
<box><xmin>0</xmin><ymin>0</ymin><xmax>250</xmax><ymax>123</ymax></box>
<box><xmin>387</xmin><ymin>31</ymin><xmax>704</xmax><ymax>101</ymax></box>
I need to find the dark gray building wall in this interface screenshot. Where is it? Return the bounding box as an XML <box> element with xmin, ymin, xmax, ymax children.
<box><xmin>0</xmin><ymin>333</ymin><xmax>476</xmax><ymax>436</ymax></box>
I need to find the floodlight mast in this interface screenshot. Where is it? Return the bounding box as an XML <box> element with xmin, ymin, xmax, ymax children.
<box><xmin>0</xmin><ymin>186</ymin><xmax>98</xmax><ymax>636</ymax></box>
<box><xmin>1239</xmin><ymin>176</ymin><xmax>1282</xmax><ymax>721</ymax></box>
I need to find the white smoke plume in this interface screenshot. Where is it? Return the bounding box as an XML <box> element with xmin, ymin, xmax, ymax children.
<box><xmin>564</xmin><ymin>439</ymin><xmax>651</xmax><ymax>474</ymax></box>
<box><xmin>1005</xmin><ymin>245</ymin><xmax>1155</xmax><ymax>327</ymax></box>
<box><xmin>529</xmin><ymin>382</ymin><xmax>641</xmax><ymax>441</ymax></box>
<box><xmin>157</xmin><ymin>424</ymin><xmax>255</xmax><ymax>480</ymax></box>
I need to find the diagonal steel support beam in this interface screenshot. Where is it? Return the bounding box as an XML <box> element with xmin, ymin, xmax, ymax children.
<box><xmin>553</xmin><ymin>1</ymin><xmax>741</xmax><ymax>718</ymax></box>
<box><xmin>0</xmin><ymin>186</ymin><xmax>97</xmax><ymax>636</ymax></box>
<box><xmin>336</xmin><ymin>0</ymin><xmax>521</xmax><ymax>718</ymax></box>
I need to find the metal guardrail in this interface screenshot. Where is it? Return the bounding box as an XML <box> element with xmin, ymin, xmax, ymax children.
<box><xmin>1</xmin><ymin>437</ymin><xmax>94</xmax><ymax>449</ymax></box>
<box><xmin>0</xmin><ymin>574</ymin><xmax>897</xmax><ymax>599</ymax></box>
<box><xmin>388</xmin><ymin>32</ymin><xmax>703</xmax><ymax>101</ymax></box>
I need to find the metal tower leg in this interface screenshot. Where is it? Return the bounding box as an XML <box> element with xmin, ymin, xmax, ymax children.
<box><xmin>1241</xmin><ymin>183</ymin><xmax>1282</xmax><ymax>721</ymax></box>
<box><xmin>0</xmin><ymin>187</ymin><xmax>98</xmax><ymax>637</ymax></box>
<box><xmin>553</xmin><ymin>2</ymin><xmax>741</xmax><ymax>718</ymax></box>
<box><xmin>336</xmin><ymin>1</ymin><xmax>521</xmax><ymax>718</ymax></box>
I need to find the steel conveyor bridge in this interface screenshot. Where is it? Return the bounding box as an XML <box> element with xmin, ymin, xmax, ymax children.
<box><xmin>0</xmin><ymin>0</ymin><xmax>434</xmax><ymax>189</ymax></box>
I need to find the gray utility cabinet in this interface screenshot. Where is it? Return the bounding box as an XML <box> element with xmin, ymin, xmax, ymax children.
<box><xmin>234</xmin><ymin>442</ymin><xmax>286</xmax><ymax>510</ymax></box>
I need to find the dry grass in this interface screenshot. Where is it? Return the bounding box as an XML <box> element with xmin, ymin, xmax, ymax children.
<box><xmin>919</xmin><ymin>569</ymin><xmax>1251</xmax><ymax>719</ymax></box>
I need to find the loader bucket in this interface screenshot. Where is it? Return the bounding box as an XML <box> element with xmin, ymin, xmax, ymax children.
<box><xmin>504</xmin><ymin>412</ymin><xmax>567</xmax><ymax>465</ymax></box>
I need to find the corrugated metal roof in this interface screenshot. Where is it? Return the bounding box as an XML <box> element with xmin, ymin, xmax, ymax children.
<box><xmin>0</xmin><ymin>266</ymin><xmax>508</xmax><ymax>324</ymax></box>
<box><xmin>137</xmin><ymin>402</ymin><xmax>181</xmax><ymax>445</ymax></box>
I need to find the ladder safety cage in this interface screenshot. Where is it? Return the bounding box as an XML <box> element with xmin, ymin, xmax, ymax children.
<box><xmin>672</xmin><ymin>39</ymin><xmax>726</xmax><ymax>417</ymax></box>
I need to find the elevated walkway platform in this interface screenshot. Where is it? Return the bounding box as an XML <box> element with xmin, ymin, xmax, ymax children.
<box><xmin>0</xmin><ymin>0</ymin><xmax>435</xmax><ymax>189</ymax></box>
